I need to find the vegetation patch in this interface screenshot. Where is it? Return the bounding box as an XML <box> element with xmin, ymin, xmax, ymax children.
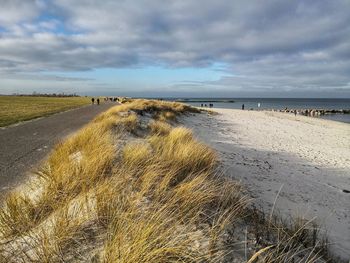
<box><xmin>0</xmin><ymin>99</ymin><xmax>330</xmax><ymax>262</ymax></box>
<box><xmin>0</xmin><ymin>96</ymin><xmax>91</xmax><ymax>127</ymax></box>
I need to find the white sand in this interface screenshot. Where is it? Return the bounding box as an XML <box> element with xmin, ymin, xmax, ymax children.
<box><xmin>182</xmin><ymin>109</ymin><xmax>350</xmax><ymax>261</ymax></box>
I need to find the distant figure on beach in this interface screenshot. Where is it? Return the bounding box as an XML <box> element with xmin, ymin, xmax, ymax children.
<box><xmin>258</xmin><ymin>102</ymin><xmax>261</xmax><ymax>109</ymax></box>
<box><xmin>201</xmin><ymin>103</ymin><xmax>203</xmax><ymax>107</ymax></box>
<box><xmin>91</xmin><ymin>98</ymin><xmax>95</xmax><ymax>104</ymax></box>
<box><xmin>242</xmin><ymin>104</ymin><xmax>245</xmax><ymax>110</ymax></box>
<box><xmin>97</xmin><ymin>98</ymin><xmax>100</xmax><ymax>105</ymax></box>
<box><xmin>294</xmin><ymin>110</ymin><xmax>297</xmax><ymax>116</ymax></box>
<box><xmin>205</xmin><ymin>104</ymin><xmax>207</xmax><ymax>107</ymax></box>
<box><xmin>209</xmin><ymin>103</ymin><xmax>213</xmax><ymax>108</ymax></box>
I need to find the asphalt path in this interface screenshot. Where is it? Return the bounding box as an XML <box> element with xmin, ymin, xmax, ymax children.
<box><xmin>0</xmin><ymin>102</ymin><xmax>117</xmax><ymax>197</ymax></box>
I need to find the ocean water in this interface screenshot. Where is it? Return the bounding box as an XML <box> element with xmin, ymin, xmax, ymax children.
<box><xmin>170</xmin><ymin>98</ymin><xmax>350</xmax><ymax>124</ymax></box>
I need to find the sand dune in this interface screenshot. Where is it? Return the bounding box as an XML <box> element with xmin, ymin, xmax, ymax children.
<box><xmin>182</xmin><ymin>109</ymin><xmax>350</xmax><ymax>261</ymax></box>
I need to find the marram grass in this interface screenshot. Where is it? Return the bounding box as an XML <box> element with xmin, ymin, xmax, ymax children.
<box><xmin>0</xmin><ymin>99</ymin><xmax>328</xmax><ymax>262</ymax></box>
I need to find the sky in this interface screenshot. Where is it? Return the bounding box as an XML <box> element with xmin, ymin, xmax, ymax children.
<box><xmin>0</xmin><ymin>0</ymin><xmax>349</xmax><ymax>98</ymax></box>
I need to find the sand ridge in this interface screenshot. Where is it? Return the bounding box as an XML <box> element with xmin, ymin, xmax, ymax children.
<box><xmin>182</xmin><ymin>109</ymin><xmax>350</xmax><ymax>261</ymax></box>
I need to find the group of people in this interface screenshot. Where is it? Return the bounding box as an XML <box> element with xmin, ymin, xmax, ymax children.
<box><xmin>200</xmin><ymin>103</ymin><xmax>214</xmax><ymax>108</ymax></box>
<box><xmin>91</xmin><ymin>98</ymin><xmax>100</xmax><ymax>105</ymax></box>
<box><xmin>91</xmin><ymin>97</ymin><xmax>119</xmax><ymax>105</ymax></box>
<box><xmin>104</xmin><ymin>97</ymin><xmax>118</xmax><ymax>102</ymax></box>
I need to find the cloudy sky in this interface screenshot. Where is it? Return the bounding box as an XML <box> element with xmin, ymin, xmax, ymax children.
<box><xmin>0</xmin><ymin>0</ymin><xmax>349</xmax><ymax>97</ymax></box>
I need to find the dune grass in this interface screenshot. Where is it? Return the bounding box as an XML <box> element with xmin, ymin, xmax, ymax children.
<box><xmin>0</xmin><ymin>96</ymin><xmax>91</xmax><ymax>127</ymax></box>
<box><xmin>0</xmin><ymin>99</ymin><xmax>330</xmax><ymax>262</ymax></box>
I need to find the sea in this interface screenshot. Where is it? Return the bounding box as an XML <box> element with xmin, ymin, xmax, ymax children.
<box><xmin>167</xmin><ymin>98</ymin><xmax>350</xmax><ymax>124</ymax></box>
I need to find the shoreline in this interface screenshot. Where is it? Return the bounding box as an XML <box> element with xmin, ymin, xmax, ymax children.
<box><xmin>182</xmin><ymin>108</ymin><xmax>350</xmax><ymax>261</ymax></box>
<box><xmin>198</xmin><ymin>106</ymin><xmax>350</xmax><ymax>124</ymax></box>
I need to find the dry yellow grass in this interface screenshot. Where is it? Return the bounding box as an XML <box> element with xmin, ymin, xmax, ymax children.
<box><xmin>148</xmin><ymin>120</ymin><xmax>172</xmax><ymax>136</ymax></box>
<box><xmin>0</xmin><ymin>99</ymin><xmax>329</xmax><ymax>263</ymax></box>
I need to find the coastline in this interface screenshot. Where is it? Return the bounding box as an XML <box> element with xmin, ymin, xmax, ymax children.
<box><xmin>177</xmin><ymin>98</ymin><xmax>350</xmax><ymax>124</ymax></box>
<box><xmin>182</xmin><ymin>108</ymin><xmax>350</xmax><ymax>260</ymax></box>
<box><xmin>0</xmin><ymin>99</ymin><xmax>347</xmax><ymax>262</ymax></box>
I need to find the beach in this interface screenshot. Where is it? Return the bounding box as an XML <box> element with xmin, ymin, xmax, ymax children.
<box><xmin>1</xmin><ymin>99</ymin><xmax>348</xmax><ymax>262</ymax></box>
<box><xmin>182</xmin><ymin>109</ymin><xmax>350</xmax><ymax>260</ymax></box>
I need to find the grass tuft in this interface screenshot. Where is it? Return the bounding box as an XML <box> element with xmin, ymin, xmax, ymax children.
<box><xmin>148</xmin><ymin>120</ymin><xmax>172</xmax><ymax>136</ymax></box>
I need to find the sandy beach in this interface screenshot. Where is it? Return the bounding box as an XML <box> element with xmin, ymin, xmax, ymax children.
<box><xmin>182</xmin><ymin>109</ymin><xmax>350</xmax><ymax>260</ymax></box>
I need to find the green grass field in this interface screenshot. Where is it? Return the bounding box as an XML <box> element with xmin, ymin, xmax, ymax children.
<box><xmin>0</xmin><ymin>96</ymin><xmax>91</xmax><ymax>127</ymax></box>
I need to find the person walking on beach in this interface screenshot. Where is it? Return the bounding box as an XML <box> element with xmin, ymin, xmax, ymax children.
<box><xmin>242</xmin><ymin>104</ymin><xmax>245</xmax><ymax>110</ymax></box>
<box><xmin>97</xmin><ymin>98</ymin><xmax>100</xmax><ymax>105</ymax></box>
<box><xmin>91</xmin><ymin>98</ymin><xmax>95</xmax><ymax>104</ymax></box>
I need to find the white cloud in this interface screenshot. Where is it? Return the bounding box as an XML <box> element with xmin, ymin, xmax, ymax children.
<box><xmin>0</xmin><ymin>0</ymin><xmax>349</xmax><ymax>96</ymax></box>
<box><xmin>0</xmin><ymin>0</ymin><xmax>43</xmax><ymax>26</ymax></box>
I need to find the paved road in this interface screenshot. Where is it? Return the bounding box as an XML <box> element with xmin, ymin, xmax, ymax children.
<box><xmin>0</xmin><ymin>103</ymin><xmax>117</xmax><ymax>197</ymax></box>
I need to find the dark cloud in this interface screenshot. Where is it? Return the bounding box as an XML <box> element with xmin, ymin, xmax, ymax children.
<box><xmin>0</xmin><ymin>0</ymin><xmax>349</xmax><ymax>96</ymax></box>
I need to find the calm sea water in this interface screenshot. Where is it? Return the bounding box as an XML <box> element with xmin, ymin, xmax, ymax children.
<box><xmin>169</xmin><ymin>98</ymin><xmax>350</xmax><ymax>124</ymax></box>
